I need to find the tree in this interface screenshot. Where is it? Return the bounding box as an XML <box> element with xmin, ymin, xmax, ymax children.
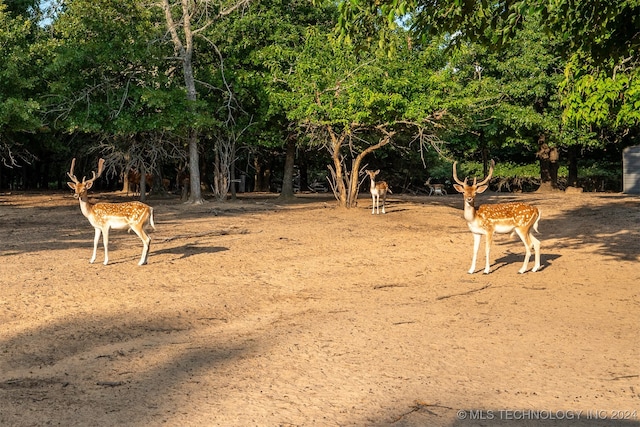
<box><xmin>339</xmin><ymin>0</ymin><xmax>638</xmax><ymax>188</ymax></box>
<box><xmin>449</xmin><ymin>17</ymin><xmax>573</xmax><ymax>191</ymax></box>
<box><xmin>159</xmin><ymin>0</ymin><xmax>250</xmax><ymax>204</ymax></box>
<box><xmin>280</xmin><ymin>30</ymin><xmax>449</xmax><ymax>208</ymax></box>
<box><xmin>44</xmin><ymin>0</ymin><xmax>206</xmax><ymax>198</ymax></box>
<box><xmin>203</xmin><ymin>0</ymin><xmax>338</xmax><ymax>199</ymax></box>
<box><xmin>0</xmin><ymin>3</ymin><xmax>40</xmax><ymax>167</ymax></box>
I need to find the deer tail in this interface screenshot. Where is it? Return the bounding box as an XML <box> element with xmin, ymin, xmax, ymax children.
<box><xmin>149</xmin><ymin>207</ymin><xmax>156</xmax><ymax>230</ymax></box>
<box><xmin>533</xmin><ymin>210</ymin><xmax>541</xmax><ymax>234</ymax></box>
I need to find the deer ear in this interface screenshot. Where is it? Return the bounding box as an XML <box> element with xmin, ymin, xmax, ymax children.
<box><xmin>67</xmin><ymin>182</ymin><xmax>76</xmax><ymax>190</ymax></box>
<box><xmin>85</xmin><ymin>181</ymin><xmax>93</xmax><ymax>190</ymax></box>
<box><xmin>476</xmin><ymin>184</ymin><xmax>488</xmax><ymax>193</ymax></box>
<box><xmin>453</xmin><ymin>184</ymin><xmax>465</xmax><ymax>193</ymax></box>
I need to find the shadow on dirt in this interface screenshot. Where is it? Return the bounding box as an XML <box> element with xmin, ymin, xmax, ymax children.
<box><xmin>0</xmin><ymin>311</ymin><xmax>260</xmax><ymax>425</ymax></box>
<box><xmin>491</xmin><ymin>251</ymin><xmax>562</xmax><ymax>273</ymax></box>
<box><xmin>154</xmin><ymin>244</ymin><xmax>229</xmax><ymax>260</ymax></box>
<box><xmin>532</xmin><ymin>195</ymin><xmax>639</xmax><ymax>262</ymax></box>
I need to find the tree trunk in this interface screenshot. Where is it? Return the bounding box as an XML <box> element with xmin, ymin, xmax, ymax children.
<box><xmin>325</xmin><ymin>125</ymin><xmax>395</xmax><ymax>209</ymax></box>
<box><xmin>253</xmin><ymin>156</ymin><xmax>263</xmax><ymax>191</ymax></box>
<box><xmin>549</xmin><ymin>146</ymin><xmax>559</xmax><ymax>189</ymax></box>
<box><xmin>187</xmin><ymin>129</ymin><xmax>202</xmax><ymax>203</ymax></box>
<box><xmin>278</xmin><ymin>136</ymin><xmax>296</xmax><ymax>200</ymax></box>
<box><xmin>536</xmin><ymin>135</ymin><xmax>559</xmax><ymax>192</ymax></box>
<box><xmin>213</xmin><ymin>141</ymin><xmax>221</xmax><ymax>196</ymax></box>
<box><xmin>328</xmin><ymin>126</ymin><xmax>348</xmax><ymax>208</ymax></box>
<box><xmin>347</xmin><ymin>130</ymin><xmax>395</xmax><ymax>208</ymax></box>
<box><xmin>162</xmin><ymin>0</ymin><xmax>203</xmax><ymax>204</ymax></box>
<box><xmin>230</xmin><ymin>158</ymin><xmax>237</xmax><ymax>200</ymax></box>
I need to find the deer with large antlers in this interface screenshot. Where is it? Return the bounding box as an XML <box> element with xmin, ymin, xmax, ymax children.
<box><xmin>452</xmin><ymin>160</ymin><xmax>541</xmax><ymax>274</ymax></box>
<box><xmin>365</xmin><ymin>169</ymin><xmax>391</xmax><ymax>214</ymax></box>
<box><xmin>68</xmin><ymin>158</ymin><xmax>156</xmax><ymax>265</ymax></box>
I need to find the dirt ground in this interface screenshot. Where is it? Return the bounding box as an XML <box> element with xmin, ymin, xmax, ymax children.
<box><xmin>0</xmin><ymin>189</ymin><xmax>638</xmax><ymax>427</ymax></box>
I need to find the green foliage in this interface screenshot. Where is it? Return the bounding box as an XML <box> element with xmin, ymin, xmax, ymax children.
<box><xmin>0</xmin><ymin>2</ymin><xmax>43</xmax><ymax>166</ymax></box>
<box><xmin>338</xmin><ymin>0</ymin><xmax>639</xmax><ymax>146</ymax></box>
<box><xmin>43</xmin><ymin>0</ymin><xmax>229</xmax><ymax>149</ymax></box>
<box><xmin>3</xmin><ymin>0</ymin><xmax>40</xmax><ymax>17</ymax></box>
<box><xmin>1</xmin><ymin>0</ymin><xmax>634</xmax><ymax>188</ymax></box>
<box><xmin>281</xmin><ymin>29</ymin><xmax>455</xmax><ymax>135</ymax></box>
<box><xmin>0</xmin><ymin>4</ymin><xmax>41</xmax><ymax>132</ymax></box>
<box><xmin>539</xmin><ymin>0</ymin><xmax>640</xmax><ymax>65</ymax></box>
<box><xmin>201</xmin><ymin>0</ymin><xmax>338</xmax><ymax>149</ymax></box>
<box><xmin>560</xmin><ymin>55</ymin><xmax>640</xmax><ymax>128</ymax></box>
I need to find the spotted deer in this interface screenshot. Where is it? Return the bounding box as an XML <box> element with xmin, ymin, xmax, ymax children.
<box><xmin>68</xmin><ymin>158</ymin><xmax>156</xmax><ymax>265</ymax></box>
<box><xmin>452</xmin><ymin>160</ymin><xmax>541</xmax><ymax>274</ymax></box>
<box><xmin>425</xmin><ymin>177</ymin><xmax>447</xmax><ymax>196</ymax></box>
<box><xmin>365</xmin><ymin>169</ymin><xmax>391</xmax><ymax>214</ymax></box>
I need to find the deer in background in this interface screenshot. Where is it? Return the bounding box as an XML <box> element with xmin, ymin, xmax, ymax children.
<box><xmin>68</xmin><ymin>158</ymin><xmax>156</xmax><ymax>265</ymax></box>
<box><xmin>127</xmin><ymin>169</ymin><xmax>154</xmax><ymax>196</ymax></box>
<box><xmin>452</xmin><ymin>160</ymin><xmax>541</xmax><ymax>274</ymax></box>
<box><xmin>425</xmin><ymin>178</ymin><xmax>447</xmax><ymax>196</ymax></box>
<box><xmin>365</xmin><ymin>169</ymin><xmax>391</xmax><ymax>214</ymax></box>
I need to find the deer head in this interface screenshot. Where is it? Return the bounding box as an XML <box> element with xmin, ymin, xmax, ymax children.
<box><xmin>452</xmin><ymin>160</ymin><xmax>494</xmax><ymax>206</ymax></box>
<box><xmin>68</xmin><ymin>158</ymin><xmax>105</xmax><ymax>198</ymax></box>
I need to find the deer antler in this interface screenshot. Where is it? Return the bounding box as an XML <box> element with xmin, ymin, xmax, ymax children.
<box><xmin>452</xmin><ymin>160</ymin><xmax>495</xmax><ymax>187</ymax></box>
<box><xmin>452</xmin><ymin>161</ymin><xmax>467</xmax><ymax>186</ymax></box>
<box><xmin>68</xmin><ymin>158</ymin><xmax>80</xmax><ymax>184</ymax></box>
<box><xmin>85</xmin><ymin>158</ymin><xmax>105</xmax><ymax>185</ymax></box>
<box><xmin>476</xmin><ymin>159</ymin><xmax>495</xmax><ymax>187</ymax></box>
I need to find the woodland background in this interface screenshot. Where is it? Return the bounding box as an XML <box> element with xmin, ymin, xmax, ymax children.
<box><xmin>1</xmin><ymin>0</ymin><xmax>638</xmax><ymax>203</ymax></box>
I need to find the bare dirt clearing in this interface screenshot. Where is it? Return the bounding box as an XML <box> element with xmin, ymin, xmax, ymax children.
<box><xmin>0</xmin><ymin>191</ymin><xmax>638</xmax><ymax>426</ymax></box>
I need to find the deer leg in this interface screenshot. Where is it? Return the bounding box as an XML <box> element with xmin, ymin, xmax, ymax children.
<box><xmin>90</xmin><ymin>228</ymin><xmax>101</xmax><ymax>264</ymax></box>
<box><xmin>371</xmin><ymin>194</ymin><xmax>376</xmax><ymax>214</ymax></box>
<box><xmin>131</xmin><ymin>225</ymin><xmax>151</xmax><ymax>265</ymax></box>
<box><xmin>381</xmin><ymin>193</ymin><xmax>387</xmax><ymax>214</ymax></box>
<box><xmin>483</xmin><ymin>232</ymin><xmax>493</xmax><ymax>274</ymax></box>
<box><xmin>515</xmin><ymin>228</ymin><xmax>532</xmax><ymax>273</ymax></box>
<box><xmin>469</xmin><ymin>233</ymin><xmax>482</xmax><ymax>274</ymax></box>
<box><xmin>101</xmin><ymin>227</ymin><xmax>110</xmax><ymax>265</ymax></box>
<box><xmin>531</xmin><ymin>233</ymin><xmax>541</xmax><ymax>272</ymax></box>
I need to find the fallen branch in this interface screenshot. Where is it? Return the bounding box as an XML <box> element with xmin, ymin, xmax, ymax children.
<box><xmin>608</xmin><ymin>374</ymin><xmax>639</xmax><ymax>381</ymax></box>
<box><xmin>374</xmin><ymin>284</ymin><xmax>407</xmax><ymax>290</ymax></box>
<box><xmin>96</xmin><ymin>381</ymin><xmax>125</xmax><ymax>387</ymax></box>
<box><xmin>436</xmin><ymin>283</ymin><xmax>491</xmax><ymax>300</ymax></box>
<box><xmin>391</xmin><ymin>401</ymin><xmax>454</xmax><ymax>423</ymax></box>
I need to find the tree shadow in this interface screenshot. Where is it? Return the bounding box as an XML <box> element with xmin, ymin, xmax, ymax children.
<box><xmin>534</xmin><ymin>195</ymin><xmax>640</xmax><ymax>262</ymax></box>
<box><xmin>0</xmin><ymin>311</ymin><xmax>262</xmax><ymax>425</ymax></box>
